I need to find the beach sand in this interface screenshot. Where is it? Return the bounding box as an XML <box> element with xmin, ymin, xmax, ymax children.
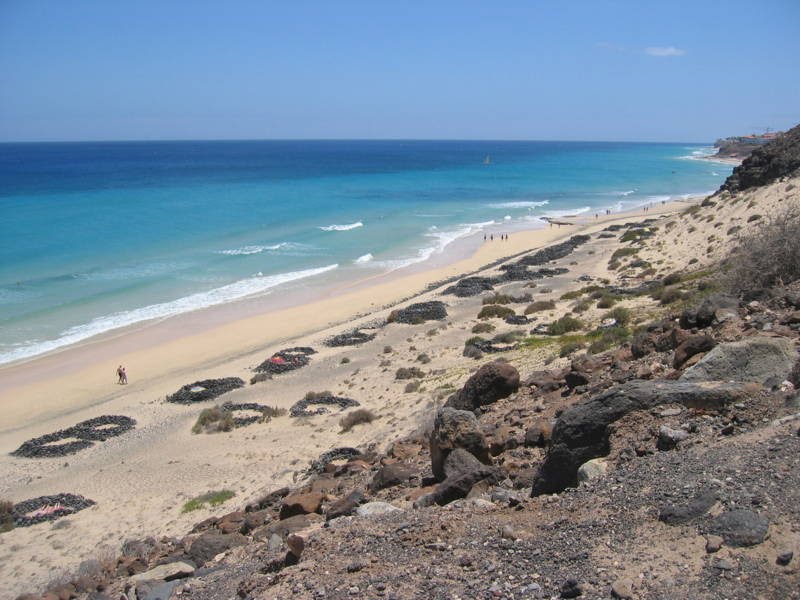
<box><xmin>0</xmin><ymin>190</ymin><xmax>764</xmax><ymax>597</ymax></box>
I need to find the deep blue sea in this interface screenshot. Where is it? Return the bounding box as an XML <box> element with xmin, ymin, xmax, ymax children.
<box><xmin>0</xmin><ymin>140</ymin><xmax>731</xmax><ymax>365</ymax></box>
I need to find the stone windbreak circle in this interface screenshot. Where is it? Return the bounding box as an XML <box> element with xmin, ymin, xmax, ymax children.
<box><xmin>11</xmin><ymin>415</ymin><xmax>137</xmax><ymax>458</ymax></box>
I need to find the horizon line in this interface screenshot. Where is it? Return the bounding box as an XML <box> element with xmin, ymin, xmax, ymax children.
<box><xmin>0</xmin><ymin>137</ymin><xmax>712</xmax><ymax>145</ymax></box>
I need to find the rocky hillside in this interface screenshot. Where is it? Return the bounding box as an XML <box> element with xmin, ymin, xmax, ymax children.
<box><xmin>722</xmin><ymin>123</ymin><xmax>800</xmax><ymax>193</ymax></box>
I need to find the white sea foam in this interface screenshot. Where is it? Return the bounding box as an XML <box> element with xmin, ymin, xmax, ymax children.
<box><xmin>370</xmin><ymin>220</ymin><xmax>495</xmax><ymax>272</ymax></box>
<box><xmin>319</xmin><ymin>221</ymin><xmax>363</xmax><ymax>231</ymax></box>
<box><xmin>488</xmin><ymin>200</ymin><xmax>549</xmax><ymax>209</ymax></box>
<box><xmin>504</xmin><ymin>215</ymin><xmax>512</xmax><ymax>221</ymax></box>
<box><xmin>540</xmin><ymin>206</ymin><xmax>591</xmax><ymax>219</ymax></box>
<box><xmin>216</xmin><ymin>243</ymin><xmax>286</xmax><ymax>256</ymax></box>
<box><xmin>354</xmin><ymin>253</ymin><xmax>374</xmax><ymax>264</ymax></box>
<box><xmin>0</xmin><ymin>264</ymin><xmax>339</xmax><ymax>366</ymax></box>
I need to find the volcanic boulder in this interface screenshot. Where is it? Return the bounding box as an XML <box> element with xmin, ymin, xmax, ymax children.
<box><xmin>430</xmin><ymin>408</ymin><xmax>491</xmax><ymax>481</ymax></box>
<box><xmin>444</xmin><ymin>361</ymin><xmax>520</xmax><ymax>412</ymax></box>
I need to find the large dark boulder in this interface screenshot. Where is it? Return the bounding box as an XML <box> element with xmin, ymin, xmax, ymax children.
<box><xmin>430</xmin><ymin>408</ymin><xmax>491</xmax><ymax>481</ymax></box>
<box><xmin>681</xmin><ymin>336</ymin><xmax>797</xmax><ymax>385</ymax></box>
<box><xmin>445</xmin><ymin>361</ymin><xmax>520</xmax><ymax>411</ymax></box>
<box><xmin>708</xmin><ymin>510</ymin><xmax>770</xmax><ymax>547</ymax></box>
<box><xmin>531</xmin><ymin>380</ymin><xmax>752</xmax><ymax>496</ymax></box>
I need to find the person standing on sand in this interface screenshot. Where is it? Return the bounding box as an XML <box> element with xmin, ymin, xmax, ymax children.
<box><xmin>121</xmin><ymin>367</ymin><xmax>128</xmax><ymax>384</ymax></box>
<box><xmin>116</xmin><ymin>365</ymin><xmax>124</xmax><ymax>384</ymax></box>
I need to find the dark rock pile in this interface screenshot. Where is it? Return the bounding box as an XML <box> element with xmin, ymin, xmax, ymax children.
<box><xmin>443</xmin><ymin>277</ymin><xmax>495</xmax><ymax>297</ymax></box>
<box><xmin>219</xmin><ymin>403</ymin><xmax>272</xmax><ymax>428</ymax></box>
<box><xmin>388</xmin><ymin>301</ymin><xmax>448</xmax><ymax>324</ymax></box>
<box><xmin>290</xmin><ymin>394</ymin><xmax>360</xmax><ymax>418</ymax></box>
<box><xmin>11</xmin><ymin>415</ymin><xmax>137</xmax><ymax>458</ymax></box>
<box><xmin>517</xmin><ymin>235</ymin><xmax>590</xmax><ymax>266</ymax></box>
<box><xmin>324</xmin><ymin>330</ymin><xmax>377</xmax><ymax>347</ymax></box>
<box><xmin>254</xmin><ymin>347</ymin><xmax>316</xmax><ymax>375</ymax></box>
<box><xmin>165</xmin><ymin>378</ymin><xmax>245</xmax><ymax>404</ymax></box>
<box><xmin>307</xmin><ymin>447</ymin><xmax>363</xmax><ymax>474</ymax></box>
<box><xmin>11</xmin><ymin>494</ymin><xmax>96</xmax><ymax>527</ymax></box>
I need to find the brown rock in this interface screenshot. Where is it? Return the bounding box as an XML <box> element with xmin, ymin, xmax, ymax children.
<box><xmin>254</xmin><ymin>513</ymin><xmax>323</xmax><ymax>539</ymax></box>
<box><xmin>389</xmin><ymin>440</ymin><xmax>422</xmax><ymax>459</ymax></box>
<box><xmin>309</xmin><ymin>477</ymin><xmax>339</xmax><ymax>493</ymax></box>
<box><xmin>524</xmin><ymin>419</ymin><xmax>552</xmax><ymax>448</ymax></box>
<box><xmin>369</xmin><ymin>463</ymin><xmax>415</xmax><ymax>491</ymax></box>
<box><xmin>611</xmin><ymin>578</ymin><xmax>634</xmax><ymax>599</ymax></box>
<box><xmin>706</xmin><ymin>535</ymin><xmax>724</xmax><ymax>553</ymax></box>
<box><xmin>673</xmin><ymin>334</ymin><xmax>716</xmax><ymax>369</ymax></box>
<box><xmin>187</xmin><ymin>532</ymin><xmax>247</xmax><ymax>567</ymax></box>
<box><xmin>286</xmin><ymin>533</ymin><xmax>305</xmax><ymax>558</ymax></box>
<box><xmin>325</xmin><ymin>490</ymin><xmax>365</xmax><ymax>521</ymax></box>
<box><xmin>279</xmin><ymin>492</ymin><xmax>324</xmax><ymax>520</ymax></box>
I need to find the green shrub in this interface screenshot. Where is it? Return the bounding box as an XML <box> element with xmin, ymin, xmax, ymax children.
<box><xmin>340</xmin><ymin>357</ymin><xmax>350</xmax><ymax>364</ymax></box>
<box><xmin>587</xmin><ymin>326</ymin><xmax>631</xmax><ymax>354</ymax></box>
<box><xmin>610</xmin><ymin>247</ymin><xmax>638</xmax><ymax>262</ymax></box>
<box><xmin>339</xmin><ymin>409</ymin><xmax>377</xmax><ymax>433</ymax></box>
<box><xmin>559</xmin><ymin>341</ymin><xmax>585</xmax><ymax>357</ymax></box>
<box><xmin>492</xmin><ymin>331</ymin><xmax>523</xmax><ymax>344</ymax></box>
<box><xmin>604</xmin><ymin>306</ymin><xmax>631</xmax><ymax>326</ymax></box>
<box><xmin>416</xmin><ymin>353</ymin><xmax>431</xmax><ymax>364</ymax></box>
<box><xmin>471</xmin><ymin>322</ymin><xmax>495</xmax><ymax>334</ymax></box>
<box><xmin>182</xmin><ymin>490</ymin><xmax>235</xmax><ymax>513</ymax></box>
<box><xmin>662</xmin><ymin>272</ymin><xmax>682</xmax><ymax>286</ymax></box>
<box><xmin>477</xmin><ymin>305</ymin><xmax>515</xmax><ymax>320</ymax></box>
<box><xmin>524</xmin><ymin>300</ymin><xmax>556</xmax><ymax>314</ymax></box>
<box><xmin>548</xmin><ymin>315</ymin><xmax>583</xmax><ymax>335</ymax></box>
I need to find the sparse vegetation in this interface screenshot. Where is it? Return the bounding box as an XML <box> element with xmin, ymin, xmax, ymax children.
<box><xmin>587</xmin><ymin>326</ymin><xmax>631</xmax><ymax>354</ymax></box>
<box><xmin>182</xmin><ymin>490</ymin><xmax>235</xmax><ymax>513</ymax></box>
<box><xmin>659</xmin><ymin>287</ymin><xmax>683</xmax><ymax>305</ymax></box>
<box><xmin>595</xmin><ymin>293</ymin><xmax>617</xmax><ymax>309</ymax></box>
<box><xmin>339</xmin><ymin>409</ymin><xmax>377</xmax><ymax>433</ymax></box>
<box><xmin>559</xmin><ymin>340</ymin><xmax>585</xmax><ymax>357</ymax></box>
<box><xmin>547</xmin><ymin>315</ymin><xmax>583</xmax><ymax>335</ymax></box>
<box><xmin>471</xmin><ymin>322</ymin><xmax>495</xmax><ymax>334</ymax></box>
<box><xmin>416</xmin><ymin>353</ymin><xmax>431</xmax><ymax>364</ymax></box>
<box><xmin>477</xmin><ymin>305</ymin><xmax>515</xmax><ymax>320</ymax></box>
<box><xmin>383</xmin><ymin>345</ymin><xmax>393</xmax><ymax>353</ymax></box>
<box><xmin>340</xmin><ymin>357</ymin><xmax>350</xmax><ymax>364</ymax></box>
<box><xmin>395</xmin><ymin>367</ymin><xmax>425</xmax><ymax>380</ymax></box>
<box><xmin>603</xmin><ymin>306</ymin><xmax>631</xmax><ymax>326</ymax></box>
<box><xmin>192</xmin><ymin>407</ymin><xmax>234</xmax><ymax>434</ymax></box>
<box><xmin>747</xmin><ymin>214</ymin><xmax>762</xmax><ymax>223</ymax></box>
<box><xmin>482</xmin><ymin>293</ymin><xmax>513</xmax><ymax>305</ymax></box>
<box><xmin>404</xmin><ymin>380</ymin><xmax>420</xmax><ymax>393</ymax></box>
<box><xmin>524</xmin><ymin>300</ymin><xmax>556</xmax><ymax>314</ymax></box>
<box><xmin>724</xmin><ymin>205</ymin><xmax>800</xmax><ymax>295</ymax></box>
<box><xmin>572</xmin><ymin>299</ymin><xmax>591</xmax><ymax>313</ymax></box>
<box><xmin>0</xmin><ymin>499</ymin><xmax>13</xmax><ymax>533</ymax></box>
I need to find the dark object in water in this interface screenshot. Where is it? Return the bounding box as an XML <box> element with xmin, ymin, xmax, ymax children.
<box><xmin>165</xmin><ymin>377</ymin><xmax>246</xmax><ymax>404</ymax></box>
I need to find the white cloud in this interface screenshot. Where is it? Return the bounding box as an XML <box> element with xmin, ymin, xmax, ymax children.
<box><xmin>645</xmin><ymin>46</ymin><xmax>687</xmax><ymax>57</ymax></box>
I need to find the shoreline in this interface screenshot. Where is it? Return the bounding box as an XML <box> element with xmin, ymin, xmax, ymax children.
<box><xmin>0</xmin><ymin>197</ymin><xmax>693</xmax><ymax>435</ymax></box>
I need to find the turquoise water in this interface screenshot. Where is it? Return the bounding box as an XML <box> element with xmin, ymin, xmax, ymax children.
<box><xmin>0</xmin><ymin>140</ymin><xmax>730</xmax><ymax>364</ymax></box>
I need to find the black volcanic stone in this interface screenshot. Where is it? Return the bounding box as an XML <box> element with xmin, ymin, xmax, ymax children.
<box><xmin>165</xmin><ymin>377</ymin><xmax>245</xmax><ymax>404</ymax></box>
<box><xmin>11</xmin><ymin>415</ymin><xmax>136</xmax><ymax>458</ymax></box>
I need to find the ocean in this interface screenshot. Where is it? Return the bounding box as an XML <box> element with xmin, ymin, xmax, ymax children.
<box><xmin>0</xmin><ymin>140</ymin><xmax>731</xmax><ymax>365</ymax></box>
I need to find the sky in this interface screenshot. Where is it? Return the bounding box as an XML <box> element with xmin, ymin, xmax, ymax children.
<box><xmin>0</xmin><ymin>0</ymin><xmax>798</xmax><ymax>143</ymax></box>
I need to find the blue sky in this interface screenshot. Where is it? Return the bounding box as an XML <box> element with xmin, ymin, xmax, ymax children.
<box><xmin>0</xmin><ymin>0</ymin><xmax>798</xmax><ymax>142</ymax></box>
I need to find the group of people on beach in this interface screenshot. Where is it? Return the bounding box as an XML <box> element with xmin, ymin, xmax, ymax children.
<box><xmin>116</xmin><ymin>365</ymin><xmax>128</xmax><ymax>385</ymax></box>
<box><xmin>484</xmin><ymin>233</ymin><xmax>509</xmax><ymax>242</ymax></box>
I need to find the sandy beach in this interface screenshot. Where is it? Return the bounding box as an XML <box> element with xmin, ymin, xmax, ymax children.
<box><xmin>7</xmin><ymin>174</ymin><xmax>796</xmax><ymax>598</ymax></box>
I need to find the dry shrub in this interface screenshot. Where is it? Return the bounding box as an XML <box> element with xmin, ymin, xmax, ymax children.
<box><xmin>0</xmin><ymin>499</ymin><xmax>13</xmax><ymax>533</ymax></box>
<box><xmin>525</xmin><ymin>300</ymin><xmax>556</xmax><ymax>314</ymax></box>
<box><xmin>192</xmin><ymin>407</ymin><xmax>234</xmax><ymax>434</ymax></box>
<box><xmin>340</xmin><ymin>409</ymin><xmax>377</xmax><ymax>433</ymax></box>
<box><xmin>724</xmin><ymin>205</ymin><xmax>800</xmax><ymax>295</ymax></box>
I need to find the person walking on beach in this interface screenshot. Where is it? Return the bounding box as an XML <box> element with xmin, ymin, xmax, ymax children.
<box><xmin>121</xmin><ymin>367</ymin><xmax>128</xmax><ymax>384</ymax></box>
<box><xmin>117</xmin><ymin>365</ymin><xmax>128</xmax><ymax>384</ymax></box>
<box><xmin>116</xmin><ymin>365</ymin><xmax>124</xmax><ymax>384</ymax></box>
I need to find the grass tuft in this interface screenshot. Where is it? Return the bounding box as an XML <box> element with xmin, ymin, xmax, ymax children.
<box><xmin>182</xmin><ymin>490</ymin><xmax>235</xmax><ymax>513</ymax></box>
